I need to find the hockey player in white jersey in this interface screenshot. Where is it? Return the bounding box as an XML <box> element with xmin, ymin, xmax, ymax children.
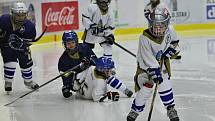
<box><xmin>82</xmin><ymin>0</ymin><xmax>115</xmax><ymax>59</ymax></box>
<box><xmin>127</xmin><ymin>6</ymin><xmax>180</xmax><ymax>121</ymax></box>
<box><xmin>73</xmin><ymin>57</ymin><xmax>133</xmax><ymax>102</ymax></box>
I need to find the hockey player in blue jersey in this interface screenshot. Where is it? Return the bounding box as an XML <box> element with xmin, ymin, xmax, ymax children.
<box><xmin>58</xmin><ymin>30</ymin><xmax>97</xmax><ymax>98</ymax></box>
<box><xmin>58</xmin><ymin>31</ymin><xmax>133</xmax><ymax>99</ymax></box>
<box><xmin>0</xmin><ymin>2</ymin><xmax>39</xmax><ymax>93</ymax></box>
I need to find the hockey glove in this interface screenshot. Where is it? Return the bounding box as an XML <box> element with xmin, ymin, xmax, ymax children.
<box><xmin>104</xmin><ymin>34</ymin><xmax>115</xmax><ymax>45</ymax></box>
<box><xmin>80</xmin><ymin>57</ymin><xmax>91</xmax><ymax>70</ymax></box>
<box><xmin>162</xmin><ymin>45</ymin><xmax>177</xmax><ymax>59</ymax></box>
<box><xmin>147</xmin><ymin>67</ymin><xmax>163</xmax><ymax>84</ymax></box>
<box><xmin>107</xmin><ymin>91</ymin><xmax>120</xmax><ymax>101</ymax></box>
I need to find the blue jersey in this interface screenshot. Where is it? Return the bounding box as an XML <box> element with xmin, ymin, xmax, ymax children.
<box><xmin>58</xmin><ymin>43</ymin><xmax>97</xmax><ymax>86</ymax></box>
<box><xmin>58</xmin><ymin>43</ymin><xmax>97</xmax><ymax>72</ymax></box>
<box><xmin>0</xmin><ymin>14</ymin><xmax>36</xmax><ymax>47</ymax></box>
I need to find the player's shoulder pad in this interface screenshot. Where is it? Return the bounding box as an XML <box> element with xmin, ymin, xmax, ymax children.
<box><xmin>0</xmin><ymin>14</ymin><xmax>10</xmax><ymax>23</ymax></box>
<box><xmin>24</xmin><ymin>20</ymin><xmax>35</xmax><ymax>27</ymax></box>
<box><xmin>89</xmin><ymin>3</ymin><xmax>98</xmax><ymax>12</ymax></box>
<box><xmin>79</xmin><ymin>43</ymin><xmax>92</xmax><ymax>50</ymax></box>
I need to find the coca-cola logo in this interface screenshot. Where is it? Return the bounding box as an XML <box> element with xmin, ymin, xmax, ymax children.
<box><xmin>42</xmin><ymin>1</ymin><xmax>79</xmax><ymax>32</ymax></box>
<box><xmin>45</xmin><ymin>7</ymin><xmax>75</xmax><ymax>27</ymax></box>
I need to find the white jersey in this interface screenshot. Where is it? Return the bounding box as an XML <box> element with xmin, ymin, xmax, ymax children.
<box><xmin>82</xmin><ymin>4</ymin><xmax>115</xmax><ymax>43</ymax></box>
<box><xmin>137</xmin><ymin>25</ymin><xmax>179</xmax><ymax>71</ymax></box>
<box><xmin>75</xmin><ymin>66</ymin><xmax>108</xmax><ymax>102</ymax></box>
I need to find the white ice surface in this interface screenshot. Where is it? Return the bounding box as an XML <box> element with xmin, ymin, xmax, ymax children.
<box><xmin>0</xmin><ymin>37</ymin><xmax>215</xmax><ymax>121</ymax></box>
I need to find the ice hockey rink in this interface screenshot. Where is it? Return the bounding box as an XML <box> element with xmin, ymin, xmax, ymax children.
<box><xmin>0</xmin><ymin>34</ymin><xmax>215</xmax><ymax>121</ymax></box>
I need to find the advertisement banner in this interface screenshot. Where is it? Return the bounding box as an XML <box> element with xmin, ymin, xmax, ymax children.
<box><xmin>206</xmin><ymin>0</ymin><xmax>215</xmax><ymax>20</ymax></box>
<box><xmin>162</xmin><ymin>0</ymin><xmax>190</xmax><ymax>24</ymax></box>
<box><xmin>42</xmin><ymin>1</ymin><xmax>79</xmax><ymax>32</ymax></box>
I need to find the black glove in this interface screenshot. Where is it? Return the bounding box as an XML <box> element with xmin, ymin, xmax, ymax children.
<box><xmin>80</xmin><ymin>57</ymin><xmax>91</xmax><ymax>70</ymax></box>
<box><xmin>147</xmin><ymin>67</ymin><xmax>163</xmax><ymax>84</ymax></box>
<box><xmin>105</xmin><ymin>34</ymin><xmax>115</xmax><ymax>45</ymax></box>
<box><xmin>107</xmin><ymin>91</ymin><xmax>120</xmax><ymax>101</ymax></box>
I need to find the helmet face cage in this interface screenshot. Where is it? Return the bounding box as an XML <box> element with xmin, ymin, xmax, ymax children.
<box><xmin>11</xmin><ymin>2</ymin><xmax>28</xmax><ymax>25</ymax></box>
<box><xmin>96</xmin><ymin>0</ymin><xmax>111</xmax><ymax>12</ymax></box>
<box><xmin>96</xmin><ymin>57</ymin><xmax>115</xmax><ymax>77</ymax></box>
<box><xmin>62</xmin><ymin>31</ymin><xmax>78</xmax><ymax>54</ymax></box>
<box><xmin>148</xmin><ymin>8</ymin><xmax>170</xmax><ymax>37</ymax></box>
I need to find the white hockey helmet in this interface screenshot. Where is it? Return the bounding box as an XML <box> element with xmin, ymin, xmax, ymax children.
<box><xmin>148</xmin><ymin>6</ymin><xmax>170</xmax><ymax>37</ymax></box>
<box><xmin>11</xmin><ymin>2</ymin><xmax>28</xmax><ymax>25</ymax></box>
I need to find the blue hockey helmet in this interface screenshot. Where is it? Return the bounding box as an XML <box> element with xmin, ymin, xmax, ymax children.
<box><xmin>95</xmin><ymin>57</ymin><xmax>115</xmax><ymax>73</ymax></box>
<box><xmin>62</xmin><ymin>31</ymin><xmax>78</xmax><ymax>54</ymax></box>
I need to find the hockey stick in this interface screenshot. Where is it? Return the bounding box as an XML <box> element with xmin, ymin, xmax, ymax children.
<box><xmin>113</xmin><ymin>42</ymin><xmax>136</xmax><ymax>58</ymax></box>
<box><xmin>95</xmin><ymin>34</ymin><xmax>137</xmax><ymax>58</ymax></box>
<box><xmin>4</xmin><ymin>64</ymin><xmax>80</xmax><ymax>106</ymax></box>
<box><xmin>147</xmin><ymin>81</ymin><xmax>159</xmax><ymax>121</ymax></box>
<box><xmin>114</xmin><ymin>42</ymin><xmax>182</xmax><ymax>60</ymax></box>
<box><xmin>34</xmin><ymin>26</ymin><xmax>47</xmax><ymax>42</ymax></box>
<box><xmin>147</xmin><ymin>58</ymin><xmax>164</xmax><ymax>121</ymax></box>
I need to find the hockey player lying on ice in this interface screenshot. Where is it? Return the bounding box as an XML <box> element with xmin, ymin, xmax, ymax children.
<box><xmin>58</xmin><ymin>31</ymin><xmax>133</xmax><ymax>102</ymax></box>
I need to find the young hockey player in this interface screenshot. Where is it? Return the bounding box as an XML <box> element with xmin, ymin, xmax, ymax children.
<box><xmin>58</xmin><ymin>31</ymin><xmax>133</xmax><ymax>99</ymax></box>
<box><xmin>0</xmin><ymin>2</ymin><xmax>39</xmax><ymax>93</ymax></box>
<box><xmin>73</xmin><ymin>57</ymin><xmax>133</xmax><ymax>102</ymax></box>
<box><xmin>127</xmin><ymin>6</ymin><xmax>180</xmax><ymax>121</ymax></box>
<box><xmin>82</xmin><ymin>0</ymin><xmax>115</xmax><ymax>59</ymax></box>
<box><xmin>58</xmin><ymin>30</ymin><xmax>97</xmax><ymax>98</ymax></box>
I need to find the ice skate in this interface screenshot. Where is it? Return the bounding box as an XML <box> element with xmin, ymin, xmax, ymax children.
<box><xmin>24</xmin><ymin>80</ymin><xmax>39</xmax><ymax>90</ymax></box>
<box><xmin>124</xmin><ymin>88</ymin><xmax>133</xmax><ymax>97</ymax></box>
<box><xmin>5</xmin><ymin>81</ymin><xmax>12</xmax><ymax>94</ymax></box>
<box><xmin>127</xmin><ymin>110</ymin><xmax>139</xmax><ymax>121</ymax></box>
<box><xmin>167</xmin><ymin>106</ymin><xmax>179</xmax><ymax>121</ymax></box>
